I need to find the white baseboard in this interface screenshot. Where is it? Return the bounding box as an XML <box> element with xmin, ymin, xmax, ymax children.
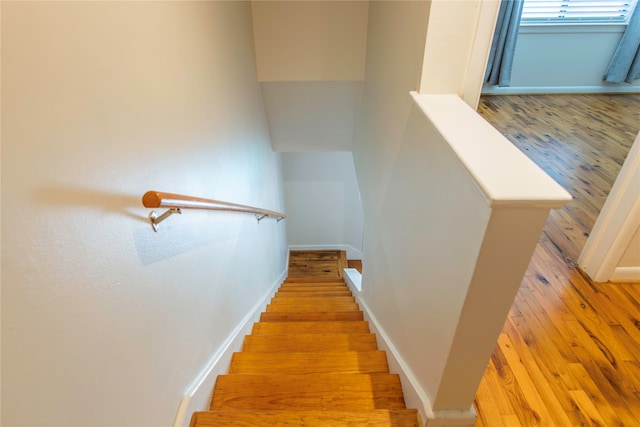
<box><xmin>482</xmin><ymin>85</ymin><xmax>640</xmax><ymax>95</ymax></box>
<box><xmin>344</xmin><ymin>272</ymin><xmax>476</xmax><ymax>427</ymax></box>
<box><xmin>171</xmin><ymin>268</ymin><xmax>287</xmax><ymax>427</ymax></box>
<box><xmin>288</xmin><ymin>244</ymin><xmax>364</xmax><ymax>260</ymax></box>
<box><xmin>610</xmin><ymin>266</ymin><xmax>640</xmax><ymax>282</ymax></box>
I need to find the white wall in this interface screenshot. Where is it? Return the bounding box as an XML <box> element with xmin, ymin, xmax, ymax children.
<box><xmin>261</xmin><ymin>81</ymin><xmax>363</xmax><ymax>151</ymax></box>
<box><xmin>619</xmin><ymin>227</ymin><xmax>640</xmax><ymax>268</ymax></box>
<box><xmin>251</xmin><ymin>0</ymin><xmax>368</xmax><ymax>81</ymax></box>
<box><xmin>353</xmin><ymin>2</ymin><xmax>569</xmax><ymax>424</ymax></box>
<box><xmin>1</xmin><ymin>2</ymin><xmax>287</xmax><ymax>426</ymax></box>
<box><xmin>484</xmin><ymin>25</ymin><xmax>640</xmax><ymax>94</ymax></box>
<box><xmin>282</xmin><ymin>152</ymin><xmax>364</xmax><ymax>258</ymax></box>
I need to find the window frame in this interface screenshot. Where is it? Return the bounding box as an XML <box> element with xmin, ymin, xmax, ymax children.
<box><xmin>520</xmin><ymin>0</ymin><xmax>638</xmax><ymax>26</ymax></box>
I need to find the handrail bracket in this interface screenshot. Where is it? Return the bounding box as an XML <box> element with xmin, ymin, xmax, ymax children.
<box><xmin>255</xmin><ymin>214</ymin><xmax>267</xmax><ymax>223</ymax></box>
<box><xmin>149</xmin><ymin>208</ymin><xmax>181</xmax><ymax>232</ymax></box>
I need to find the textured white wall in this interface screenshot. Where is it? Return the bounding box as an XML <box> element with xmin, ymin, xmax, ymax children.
<box><xmin>282</xmin><ymin>152</ymin><xmax>364</xmax><ymax>255</ymax></box>
<box><xmin>261</xmin><ymin>81</ymin><xmax>363</xmax><ymax>151</ymax></box>
<box><xmin>251</xmin><ymin>0</ymin><xmax>369</xmax><ymax>81</ymax></box>
<box><xmin>619</xmin><ymin>227</ymin><xmax>640</xmax><ymax>267</ymax></box>
<box><xmin>1</xmin><ymin>2</ymin><xmax>287</xmax><ymax>426</ymax></box>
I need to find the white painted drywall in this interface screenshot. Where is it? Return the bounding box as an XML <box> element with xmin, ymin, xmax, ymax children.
<box><xmin>619</xmin><ymin>227</ymin><xmax>640</xmax><ymax>267</ymax></box>
<box><xmin>282</xmin><ymin>152</ymin><xmax>364</xmax><ymax>256</ymax></box>
<box><xmin>419</xmin><ymin>0</ymin><xmax>500</xmax><ymax>109</ymax></box>
<box><xmin>1</xmin><ymin>2</ymin><xmax>287</xmax><ymax>426</ymax></box>
<box><xmin>352</xmin><ymin>0</ymin><xmax>434</xmax><ymax>416</ymax></box>
<box><xmin>353</xmin><ymin>1</ymin><xmax>569</xmax><ymax>423</ymax></box>
<box><xmin>251</xmin><ymin>1</ymin><xmax>368</xmax><ymax>81</ymax></box>
<box><xmin>261</xmin><ymin>81</ymin><xmax>363</xmax><ymax>152</ymax></box>
<box><xmin>484</xmin><ymin>25</ymin><xmax>640</xmax><ymax>94</ymax></box>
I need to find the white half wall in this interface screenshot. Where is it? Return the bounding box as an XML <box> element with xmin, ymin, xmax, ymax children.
<box><xmin>1</xmin><ymin>3</ymin><xmax>287</xmax><ymax>426</ymax></box>
<box><xmin>282</xmin><ymin>152</ymin><xmax>364</xmax><ymax>257</ymax></box>
<box><xmin>353</xmin><ymin>2</ymin><xmax>570</xmax><ymax>424</ymax></box>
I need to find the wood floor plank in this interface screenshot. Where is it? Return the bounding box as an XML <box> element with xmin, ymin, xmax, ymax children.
<box><xmin>474</xmin><ymin>94</ymin><xmax>640</xmax><ymax>427</ymax></box>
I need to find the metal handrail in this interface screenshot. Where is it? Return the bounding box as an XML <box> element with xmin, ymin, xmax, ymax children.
<box><xmin>142</xmin><ymin>190</ymin><xmax>286</xmax><ymax>232</ymax></box>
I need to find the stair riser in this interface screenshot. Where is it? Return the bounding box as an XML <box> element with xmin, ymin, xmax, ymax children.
<box><xmin>251</xmin><ymin>321</ymin><xmax>370</xmax><ymax>335</ymax></box>
<box><xmin>274</xmin><ymin>291</ymin><xmax>353</xmax><ymax>298</ymax></box>
<box><xmin>278</xmin><ymin>287</ymin><xmax>350</xmax><ymax>293</ymax></box>
<box><xmin>266</xmin><ymin>303</ymin><xmax>359</xmax><ymax>312</ymax></box>
<box><xmin>243</xmin><ymin>334</ymin><xmax>378</xmax><ymax>352</ymax></box>
<box><xmin>271</xmin><ymin>297</ymin><xmax>356</xmax><ymax>304</ymax></box>
<box><xmin>260</xmin><ymin>312</ymin><xmax>364</xmax><ymax>322</ymax></box>
<box><xmin>229</xmin><ymin>351</ymin><xmax>389</xmax><ymax>375</ymax></box>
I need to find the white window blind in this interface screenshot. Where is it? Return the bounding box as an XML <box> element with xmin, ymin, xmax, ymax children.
<box><xmin>521</xmin><ymin>0</ymin><xmax>637</xmax><ymax>24</ymax></box>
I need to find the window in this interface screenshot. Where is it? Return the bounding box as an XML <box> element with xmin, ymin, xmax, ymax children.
<box><xmin>521</xmin><ymin>0</ymin><xmax>638</xmax><ymax>24</ymax></box>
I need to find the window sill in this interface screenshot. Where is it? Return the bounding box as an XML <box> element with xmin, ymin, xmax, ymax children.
<box><xmin>519</xmin><ymin>23</ymin><xmax>627</xmax><ymax>34</ymax></box>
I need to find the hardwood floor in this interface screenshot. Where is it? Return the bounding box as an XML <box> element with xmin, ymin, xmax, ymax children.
<box><xmin>474</xmin><ymin>95</ymin><xmax>640</xmax><ymax>426</ymax></box>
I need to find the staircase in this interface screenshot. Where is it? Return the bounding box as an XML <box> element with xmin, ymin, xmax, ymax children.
<box><xmin>190</xmin><ymin>251</ymin><xmax>420</xmax><ymax>426</ymax></box>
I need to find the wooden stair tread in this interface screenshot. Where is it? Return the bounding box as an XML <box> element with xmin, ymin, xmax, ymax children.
<box><xmin>279</xmin><ymin>282</ymin><xmax>347</xmax><ymax>288</ymax></box>
<box><xmin>260</xmin><ymin>311</ymin><xmax>364</xmax><ymax>322</ymax></box>
<box><xmin>277</xmin><ymin>286</ymin><xmax>350</xmax><ymax>293</ymax></box>
<box><xmin>191</xmin><ymin>409</ymin><xmax>420</xmax><ymax>427</ymax></box>
<box><xmin>284</xmin><ymin>277</ymin><xmax>346</xmax><ymax>283</ymax></box>
<box><xmin>211</xmin><ymin>373</ymin><xmax>406</xmax><ymax>410</ymax></box>
<box><xmin>229</xmin><ymin>351</ymin><xmax>389</xmax><ymax>374</ymax></box>
<box><xmin>252</xmin><ymin>321</ymin><xmax>370</xmax><ymax>335</ymax></box>
<box><xmin>271</xmin><ymin>296</ymin><xmax>356</xmax><ymax>304</ymax></box>
<box><xmin>266</xmin><ymin>302</ymin><xmax>359</xmax><ymax>312</ymax></box>
<box><xmin>274</xmin><ymin>290</ymin><xmax>353</xmax><ymax>297</ymax></box>
<box><xmin>243</xmin><ymin>333</ymin><xmax>378</xmax><ymax>352</ymax></box>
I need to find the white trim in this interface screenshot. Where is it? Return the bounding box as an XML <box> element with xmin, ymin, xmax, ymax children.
<box><xmin>611</xmin><ymin>267</ymin><xmax>640</xmax><ymax>282</ymax></box>
<box><xmin>344</xmin><ymin>277</ymin><xmax>476</xmax><ymax>427</ymax></box>
<box><xmin>519</xmin><ymin>23</ymin><xmax>628</xmax><ymax>33</ymax></box>
<box><xmin>482</xmin><ymin>85</ymin><xmax>640</xmax><ymax>95</ymax></box>
<box><xmin>463</xmin><ymin>0</ymin><xmax>502</xmax><ymax>109</ymax></box>
<box><xmin>288</xmin><ymin>244</ymin><xmax>363</xmax><ymax>260</ymax></box>
<box><xmin>171</xmin><ymin>268</ymin><xmax>287</xmax><ymax>427</ymax></box>
<box><xmin>411</xmin><ymin>93</ymin><xmax>571</xmax><ymax>210</ymax></box>
<box><xmin>579</xmin><ymin>133</ymin><xmax>640</xmax><ymax>282</ymax></box>
<box><xmin>343</xmin><ymin>268</ymin><xmax>362</xmax><ymax>292</ymax></box>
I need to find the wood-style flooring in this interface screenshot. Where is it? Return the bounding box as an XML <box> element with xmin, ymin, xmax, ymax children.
<box><xmin>474</xmin><ymin>94</ymin><xmax>640</xmax><ymax>427</ymax></box>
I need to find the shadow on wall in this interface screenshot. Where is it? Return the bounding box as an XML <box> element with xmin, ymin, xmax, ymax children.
<box><xmin>33</xmin><ymin>185</ymin><xmax>282</xmax><ymax>265</ymax></box>
<box><xmin>35</xmin><ymin>185</ymin><xmax>148</xmax><ymax>223</ymax></box>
